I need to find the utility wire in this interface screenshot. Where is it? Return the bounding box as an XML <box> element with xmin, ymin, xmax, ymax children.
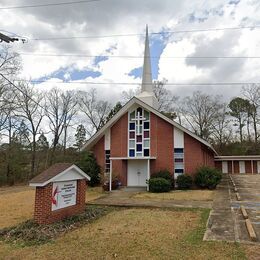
<box><xmin>28</xmin><ymin>25</ymin><xmax>260</xmax><ymax>41</ymax></box>
<box><xmin>17</xmin><ymin>53</ymin><xmax>260</xmax><ymax>59</ymax></box>
<box><xmin>0</xmin><ymin>0</ymin><xmax>104</xmax><ymax>10</ymax></box>
<box><xmin>0</xmin><ymin>73</ymin><xmax>46</xmax><ymax>111</ymax></box>
<box><xmin>12</xmin><ymin>79</ymin><xmax>260</xmax><ymax>86</ymax></box>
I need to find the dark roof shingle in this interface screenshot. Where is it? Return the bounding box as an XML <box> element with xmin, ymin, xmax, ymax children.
<box><xmin>30</xmin><ymin>163</ymin><xmax>73</xmax><ymax>184</ymax></box>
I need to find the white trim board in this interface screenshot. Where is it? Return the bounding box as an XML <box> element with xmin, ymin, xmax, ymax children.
<box><xmin>82</xmin><ymin>97</ymin><xmax>216</xmax><ymax>154</ymax></box>
<box><xmin>29</xmin><ymin>164</ymin><xmax>91</xmax><ymax>187</ymax></box>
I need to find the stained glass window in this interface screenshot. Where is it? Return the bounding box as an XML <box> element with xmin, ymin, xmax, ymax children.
<box><xmin>144</xmin><ymin>131</ymin><xmax>149</xmax><ymax>138</ymax></box>
<box><xmin>129</xmin><ymin>122</ymin><xmax>135</xmax><ymax>130</ymax></box>
<box><xmin>144</xmin><ymin>122</ymin><xmax>149</xmax><ymax>129</ymax></box>
<box><xmin>136</xmin><ymin>144</ymin><xmax>142</xmax><ymax>151</ymax></box>
<box><xmin>174</xmin><ymin>148</ymin><xmax>184</xmax><ymax>177</ymax></box>
<box><xmin>129</xmin><ymin>132</ymin><xmax>135</xmax><ymax>139</ymax></box>
<box><xmin>129</xmin><ymin>149</ymin><xmax>135</xmax><ymax>157</ymax></box>
<box><xmin>128</xmin><ymin>107</ymin><xmax>150</xmax><ymax>157</ymax></box>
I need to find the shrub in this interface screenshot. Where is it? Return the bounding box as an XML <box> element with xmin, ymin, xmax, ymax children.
<box><xmin>151</xmin><ymin>170</ymin><xmax>174</xmax><ymax>187</ymax></box>
<box><xmin>195</xmin><ymin>166</ymin><xmax>222</xmax><ymax>189</ymax></box>
<box><xmin>77</xmin><ymin>152</ymin><xmax>101</xmax><ymax>186</ymax></box>
<box><xmin>176</xmin><ymin>174</ymin><xmax>193</xmax><ymax>189</ymax></box>
<box><xmin>148</xmin><ymin>177</ymin><xmax>171</xmax><ymax>193</ymax></box>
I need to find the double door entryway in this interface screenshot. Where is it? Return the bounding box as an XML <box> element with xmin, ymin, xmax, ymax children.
<box><xmin>127</xmin><ymin>160</ymin><xmax>148</xmax><ymax>187</ymax></box>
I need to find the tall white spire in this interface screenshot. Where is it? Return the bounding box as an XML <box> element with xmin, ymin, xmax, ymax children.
<box><xmin>136</xmin><ymin>25</ymin><xmax>159</xmax><ymax>109</ymax></box>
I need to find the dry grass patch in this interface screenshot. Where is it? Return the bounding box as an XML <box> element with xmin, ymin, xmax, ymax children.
<box><xmin>0</xmin><ymin>189</ymin><xmax>35</xmax><ymax>229</ymax></box>
<box><xmin>133</xmin><ymin>190</ymin><xmax>214</xmax><ymax>201</ymax></box>
<box><xmin>0</xmin><ymin>208</ymin><xmax>245</xmax><ymax>260</ymax></box>
<box><xmin>243</xmin><ymin>244</ymin><xmax>260</xmax><ymax>260</ymax></box>
<box><xmin>0</xmin><ymin>185</ymin><xmax>105</xmax><ymax>229</ymax></box>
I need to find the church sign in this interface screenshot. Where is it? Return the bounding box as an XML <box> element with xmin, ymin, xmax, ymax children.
<box><xmin>29</xmin><ymin>163</ymin><xmax>90</xmax><ymax>224</ymax></box>
<box><xmin>51</xmin><ymin>181</ymin><xmax>77</xmax><ymax>211</ymax></box>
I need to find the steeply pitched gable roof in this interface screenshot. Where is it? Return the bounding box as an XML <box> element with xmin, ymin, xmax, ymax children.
<box><xmin>82</xmin><ymin>97</ymin><xmax>217</xmax><ymax>154</ymax></box>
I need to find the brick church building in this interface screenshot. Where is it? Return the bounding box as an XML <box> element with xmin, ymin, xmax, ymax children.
<box><xmin>82</xmin><ymin>26</ymin><xmax>218</xmax><ymax>190</ymax></box>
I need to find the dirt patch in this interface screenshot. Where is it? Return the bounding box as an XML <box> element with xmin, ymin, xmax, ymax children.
<box><xmin>133</xmin><ymin>190</ymin><xmax>214</xmax><ymax>201</ymax></box>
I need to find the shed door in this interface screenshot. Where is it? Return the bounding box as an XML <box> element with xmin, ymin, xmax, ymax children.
<box><xmin>239</xmin><ymin>161</ymin><xmax>245</xmax><ymax>174</ymax></box>
<box><xmin>222</xmin><ymin>161</ymin><xmax>228</xmax><ymax>173</ymax></box>
<box><xmin>257</xmin><ymin>161</ymin><xmax>260</xmax><ymax>174</ymax></box>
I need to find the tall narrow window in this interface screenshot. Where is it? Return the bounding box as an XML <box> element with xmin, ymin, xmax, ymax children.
<box><xmin>174</xmin><ymin>148</ymin><xmax>184</xmax><ymax>177</ymax></box>
<box><xmin>105</xmin><ymin>150</ymin><xmax>110</xmax><ymax>173</ymax></box>
<box><xmin>128</xmin><ymin>107</ymin><xmax>150</xmax><ymax>157</ymax></box>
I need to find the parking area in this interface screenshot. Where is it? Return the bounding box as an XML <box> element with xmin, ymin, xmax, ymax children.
<box><xmin>231</xmin><ymin>174</ymin><xmax>260</xmax><ymax>243</ymax></box>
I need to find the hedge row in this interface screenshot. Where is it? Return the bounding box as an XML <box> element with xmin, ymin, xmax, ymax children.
<box><xmin>148</xmin><ymin>167</ymin><xmax>222</xmax><ymax>193</ymax></box>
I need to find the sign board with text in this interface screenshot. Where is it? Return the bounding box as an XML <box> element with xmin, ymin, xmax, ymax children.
<box><xmin>51</xmin><ymin>181</ymin><xmax>77</xmax><ymax>211</ymax></box>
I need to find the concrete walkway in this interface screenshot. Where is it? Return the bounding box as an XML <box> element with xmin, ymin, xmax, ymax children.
<box><xmin>204</xmin><ymin>174</ymin><xmax>237</xmax><ymax>242</ymax></box>
<box><xmin>88</xmin><ymin>189</ymin><xmax>212</xmax><ymax>209</ymax></box>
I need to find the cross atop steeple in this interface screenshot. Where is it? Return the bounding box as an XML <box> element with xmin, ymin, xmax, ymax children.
<box><xmin>136</xmin><ymin>25</ymin><xmax>159</xmax><ymax>110</ymax></box>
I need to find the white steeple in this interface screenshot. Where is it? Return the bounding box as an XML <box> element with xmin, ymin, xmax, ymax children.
<box><xmin>136</xmin><ymin>25</ymin><xmax>159</xmax><ymax>109</ymax></box>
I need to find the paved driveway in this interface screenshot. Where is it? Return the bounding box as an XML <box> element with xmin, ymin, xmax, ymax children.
<box><xmin>231</xmin><ymin>174</ymin><xmax>260</xmax><ymax>243</ymax></box>
<box><xmin>204</xmin><ymin>173</ymin><xmax>260</xmax><ymax>244</ymax></box>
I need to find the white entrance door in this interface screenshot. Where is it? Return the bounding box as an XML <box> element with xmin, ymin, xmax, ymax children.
<box><xmin>127</xmin><ymin>160</ymin><xmax>147</xmax><ymax>186</ymax></box>
<box><xmin>257</xmin><ymin>161</ymin><xmax>260</xmax><ymax>174</ymax></box>
<box><xmin>239</xmin><ymin>161</ymin><xmax>245</xmax><ymax>174</ymax></box>
<box><xmin>222</xmin><ymin>161</ymin><xmax>228</xmax><ymax>173</ymax></box>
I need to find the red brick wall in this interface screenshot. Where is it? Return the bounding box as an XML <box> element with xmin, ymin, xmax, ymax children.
<box><xmin>215</xmin><ymin>161</ymin><xmax>222</xmax><ymax>171</ymax></box>
<box><xmin>110</xmin><ymin>113</ymin><xmax>128</xmax><ymax>158</ymax></box>
<box><xmin>112</xmin><ymin>160</ymin><xmax>127</xmax><ymax>186</ymax></box>
<box><xmin>245</xmin><ymin>161</ymin><xmax>252</xmax><ymax>173</ymax></box>
<box><xmin>34</xmin><ymin>179</ymin><xmax>86</xmax><ymax>225</ymax></box>
<box><xmin>253</xmin><ymin>161</ymin><xmax>257</xmax><ymax>173</ymax></box>
<box><xmin>150</xmin><ymin>113</ymin><xmax>173</xmax><ymax>175</ymax></box>
<box><xmin>92</xmin><ymin>136</ymin><xmax>105</xmax><ymax>171</ymax></box>
<box><xmin>233</xmin><ymin>161</ymin><xmax>239</xmax><ymax>174</ymax></box>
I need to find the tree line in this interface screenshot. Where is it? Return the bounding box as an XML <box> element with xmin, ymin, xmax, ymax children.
<box><xmin>1</xmin><ymin>45</ymin><xmax>260</xmax><ymax>185</ymax></box>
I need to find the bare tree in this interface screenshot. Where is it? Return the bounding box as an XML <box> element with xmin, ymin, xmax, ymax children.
<box><xmin>15</xmin><ymin>83</ymin><xmax>45</xmax><ymax>176</ymax></box>
<box><xmin>0</xmin><ymin>45</ymin><xmax>21</xmax><ymax>133</ymax></box>
<box><xmin>79</xmin><ymin>89</ymin><xmax>111</xmax><ymax>137</ymax></box>
<box><xmin>211</xmin><ymin>103</ymin><xmax>232</xmax><ymax>150</ymax></box>
<box><xmin>153</xmin><ymin>79</ymin><xmax>179</xmax><ymax>112</ymax></box>
<box><xmin>45</xmin><ymin>88</ymin><xmax>77</xmax><ymax>163</ymax></box>
<box><xmin>181</xmin><ymin>91</ymin><xmax>223</xmax><ymax>140</ymax></box>
<box><xmin>242</xmin><ymin>84</ymin><xmax>260</xmax><ymax>144</ymax></box>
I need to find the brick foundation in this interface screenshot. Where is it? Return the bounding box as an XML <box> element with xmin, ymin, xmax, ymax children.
<box><xmin>34</xmin><ymin>179</ymin><xmax>86</xmax><ymax>225</ymax></box>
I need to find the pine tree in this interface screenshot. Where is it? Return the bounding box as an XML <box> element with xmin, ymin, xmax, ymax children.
<box><xmin>13</xmin><ymin>120</ymin><xmax>30</xmax><ymax>148</ymax></box>
<box><xmin>36</xmin><ymin>133</ymin><xmax>49</xmax><ymax>151</ymax></box>
<box><xmin>74</xmin><ymin>124</ymin><xmax>86</xmax><ymax>152</ymax></box>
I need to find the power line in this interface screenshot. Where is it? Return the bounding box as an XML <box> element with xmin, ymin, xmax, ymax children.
<box><xmin>17</xmin><ymin>52</ymin><xmax>260</xmax><ymax>59</ymax></box>
<box><xmin>0</xmin><ymin>73</ymin><xmax>46</xmax><ymax>111</ymax></box>
<box><xmin>0</xmin><ymin>0</ymin><xmax>104</xmax><ymax>10</ymax></box>
<box><xmin>28</xmin><ymin>25</ymin><xmax>260</xmax><ymax>41</ymax></box>
<box><xmin>12</xmin><ymin>79</ymin><xmax>260</xmax><ymax>86</ymax></box>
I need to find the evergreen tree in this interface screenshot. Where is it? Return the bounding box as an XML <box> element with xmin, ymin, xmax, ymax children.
<box><xmin>13</xmin><ymin>120</ymin><xmax>30</xmax><ymax>148</ymax></box>
<box><xmin>78</xmin><ymin>152</ymin><xmax>101</xmax><ymax>186</ymax></box>
<box><xmin>36</xmin><ymin>133</ymin><xmax>49</xmax><ymax>151</ymax></box>
<box><xmin>105</xmin><ymin>102</ymin><xmax>123</xmax><ymax>123</ymax></box>
<box><xmin>74</xmin><ymin>124</ymin><xmax>86</xmax><ymax>152</ymax></box>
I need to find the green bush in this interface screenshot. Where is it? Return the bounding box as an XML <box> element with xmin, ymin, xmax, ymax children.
<box><xmin>77</xmin><ymin>152</ymin><xmax>101</xmax><ymax>186</ymax></box>
<box><xmin>176</xmin><ymin>174</ymin><xmax>193</xmax><ymax>189</ymax></box>
<box><xmin>151</xmin><ymin>170</ymin><xmax>174</xmax><ymax>187</ymax></box>
<box><xmin>195</xmin><ymin>166</ymin><xmax>222</xmax><ymax>189</ymax></box>
<box><xmin>148</xmin><ymin>177</ymin><xmax>171</xmax><ymax>193</ymax></box>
